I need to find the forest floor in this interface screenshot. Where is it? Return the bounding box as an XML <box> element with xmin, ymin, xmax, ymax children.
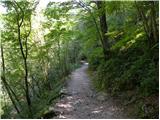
<box><xmin>50</xmin><ymin>62</ymin><xmax>128</xmax><ymax>119</ymax></box>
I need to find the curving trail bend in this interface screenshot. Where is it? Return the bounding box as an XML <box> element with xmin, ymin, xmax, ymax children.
<box><xmin>52</xmin><ymin>62</ymin><xmax>126</xmax><ymax>119</ymax></box>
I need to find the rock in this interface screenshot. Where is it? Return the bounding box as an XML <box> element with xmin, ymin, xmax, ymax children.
<box><xmin>41</xmin><ymin>110</ymin><xmax>60</xmax><ymax>119</ymax></box>
<box><xmin>97</xmin><ymin>95</ymin><xmax>106</xmax><ymax>101</ymax></box>
<box><xmin>60</xmin><ymin>88</ymin><xmax>68</xmax><ymax>94</ymax></box>
<box><xmin>96</xmin><ymin>92</ymin><xmax>108</xmax><ymax>102</ymax></box>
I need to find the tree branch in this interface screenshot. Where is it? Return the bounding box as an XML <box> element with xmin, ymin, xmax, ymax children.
<box><xmin>74</xmin><ymin>0</ymin><xmax>103</xmax><ymax>44</ymax></box>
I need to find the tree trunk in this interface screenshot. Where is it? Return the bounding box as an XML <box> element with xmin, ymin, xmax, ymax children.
<box><xmin>17</xmin><ymin>23</ymin><xmax>32</xmax><ymax>117</ymax></box>
<box><xmin>1</xmin><ymin>45</ymin><xmax>20</xmax><ymax>114</ymax></box>
<box><xmin>14</xmin><ymin>3</ymin><xmax>32</xmax><ymax>116</ymax></box>
<box><xmin>96</xmin><ymin>1</ymin><xmax>110</xmax><ymax>60</ymax></box>
<box><xmin>135</xmin><ymin>2</ymin><xmax>151</xmax><ymax>48</ymax></box>
<box><xmin>150</xmin><ymin>1</ymin><xmax>158</xmax><ymax>44</ymax></box>
<box><xmin>135</xmin><ymin>1</ymin><xmax>158</xmax><ymax>48</ymax></box>
<box><xmin>77</xmin><ymin>0</ymin><xmax>110</xmax><ymax>60</ymax></box>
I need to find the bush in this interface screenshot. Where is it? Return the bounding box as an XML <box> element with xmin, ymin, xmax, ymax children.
<box><xmin>93</xmin><ymin>37</ymin><xmax>158</xmax><ymax>96</ymax></box>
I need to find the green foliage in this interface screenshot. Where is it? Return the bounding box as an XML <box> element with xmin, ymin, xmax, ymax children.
<box><xmin>94</xmin><ymin>35</ymin><xmax>158</xmax><ymax>96</ymax></box>
<box><xmin>1</xmin><ymin>0</ymin><xmax>82</xmax><ymax>118</ymax></box>
<box><xmin>89</xmin><ymin>2</ymin><xmax>158</xmax><ymax>108</ymax></box>
<box><xmin>1</xmin><ymin>0</ymin><xmax>158</xmax><ymax>119</ymax></box>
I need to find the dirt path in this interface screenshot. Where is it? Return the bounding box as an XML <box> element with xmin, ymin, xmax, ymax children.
<box><xmin>52</xmin><ymin>63</ymin><xmax>127</xmax><ymax>119</ymax></box>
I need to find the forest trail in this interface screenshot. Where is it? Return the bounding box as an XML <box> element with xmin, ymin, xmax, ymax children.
<box><xmin>52</xmin><ymin>62</ymin><xmax>127</xmax><ymax>119</ymax></box>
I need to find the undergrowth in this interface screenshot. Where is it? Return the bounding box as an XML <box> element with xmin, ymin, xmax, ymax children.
<box><xmin>90</xmin><ymin>30</ymin><xmax>159</xmax><ymax>118</ymax></box>
<box><xmin>1</xmin><ymin>63</ymin><xmax>81</xmax><ymax>119</ymax></box>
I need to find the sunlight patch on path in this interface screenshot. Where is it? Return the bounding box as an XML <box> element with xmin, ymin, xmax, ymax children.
<box><xmin>52</xmin><ymin>63</ymin><xmax>126</xmax><ymax>119</ymax></box>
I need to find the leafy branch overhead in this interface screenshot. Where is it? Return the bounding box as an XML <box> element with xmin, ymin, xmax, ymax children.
<box><xmin>0</xmin><ymin>0</ymin><xmax>158</xmax><ymax>119</ymax></box>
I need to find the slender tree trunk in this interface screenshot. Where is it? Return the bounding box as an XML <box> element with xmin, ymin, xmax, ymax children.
<box><xmin>96</xmin><ymin>1</ymin><xmax>110</xmax><ymax>60</ymax></box>
<box><xmin>5</xmin><ymin>79</ymin><xmax>22</xmax><ymax>108</ymax></box>
<box><xmin>150</xmin><ymin>1</ymin><xmax>158</xmax><ymax>44</ymax></box>
<box><xmin>0</xmin><ymin>45</ymin><xmax>22</xmax><ymax>108</ymax></box>
<box><xmin>12</xmin><ymin>1</ymin><xmax>32</xmax><ymax>116</ymax></box>
<box><xmin>77</xmin><ymin>0</ymin><xmax>110</xmax><ymax>60</ymax></box>
<box><xmin>17</xmin><ymin>24</ymin><xmax>32</xmax><ymax>117</ymax></box>
<box><xmin>1</xmin><ymin>45</ymin><xmax>20</xmax><ymax>114</ymax></box>
<box><xmin>135</xmin><ymin>1</ymin><xmax>158</xmax><ymax>48</ymax></box>
<box><xmin>135</xmin><ymin>2</ymin><xmax>151</xmax><ymax>47</ymax></box>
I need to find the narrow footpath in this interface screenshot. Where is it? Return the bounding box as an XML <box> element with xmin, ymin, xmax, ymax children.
<box><xmin>52</xmin><ymin>62</ymin><xmax>127</xmax><ymax>119</ymax></box>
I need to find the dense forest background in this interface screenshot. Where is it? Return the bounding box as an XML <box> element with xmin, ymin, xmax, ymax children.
<box><xmin>0</xmin><ymin>0</ymin><xmax>159</xmax><ymax>118</ymax></box>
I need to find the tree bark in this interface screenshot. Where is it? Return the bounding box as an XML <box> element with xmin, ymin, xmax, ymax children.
<box><xmin>135</xmin><ymin>1</ymin><xmax>158</xmax><ymax>48</ymax></box>
<box><xmin>96</xmin><ymin>1</ymin><xmax>110</xmax><ymax>60</ymax></box>
<box><xmin>150</xmin><ymin>1</ymin><xmax>158</xmax><ymax>44</ymax></box>
<box><xmin>1</xmin><ymin>45</ymin><xmax>20</xmax><ymax>114</ymax></box>
<box><xmin>17</xmin><ymin>20</ymin><xmax>32</xmax><ymax>117</ymax></box>
<box><xmin>77</xmin><ymin>0</ymin><xmax>110</xmax><ymax>60</ymax></box>
<box><xmin>135</xmin><ymin>2</ymin><xmax>151</xmax><ymax>47</ymax></box>
<box><xmin>12</xmin><ymin>1</ymin><xmax>32</xmax><ymax>116</ymax></box>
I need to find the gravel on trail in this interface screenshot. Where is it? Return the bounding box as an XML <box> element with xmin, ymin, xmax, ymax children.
<box><xmin>52</xmin><ymin>63</ymin><xmax>127</xmax><ymax>119</ymax></box>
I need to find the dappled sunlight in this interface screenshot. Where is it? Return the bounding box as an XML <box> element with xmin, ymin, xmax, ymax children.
<box><xmin>109</xmin><ymin>105</ymin><xmax>123</xmax><ymax>112</ymax></box>
<box><xmin>55</xmin><ymin>95</ymin><xmax>85</xmax><ymax>116</ymax></box>
<box><xmin>66</xmin><ymin>96</ymin><xmax>73</xmax><ymax>100</ymax></box>
<box><xmin>56</xmin><ymin>102</ymin><xmax>74</xmax><ymax>112</ymax></box>
<box><xmin>84</xmin><ymin>62</ymin><xmax>89</xmax><ymax>65</ymax></box>
<box><xmin>1</xmin><ymin>0</ymin><xmax>158</xmax><ymax>118</ymax></box>
<box><xmin>91</xmin><ymin>106</ymin><xmax>103</xmax><ymax>114</ymax></box>
<box><xmin>73</xmin><ymin>98</ymin><xmax>84</xmax><ymax>105</ymax></box>
<box><xmin>80</xmin><ymin>60</ymin><xmax>89</xmax><ymax>65</ymax></box>
<box><xmin>59</xmin><ymin>114</ymin><xmax>67</xmax><ymax>118</ymax></box>
<box><xmin>91</xmin><ymin>110</ymin><xmax>102</xmax><ymax>114</ymax></box>
<box><xmin>57</xmin><ymin>103</ymin><xmax>73</xmax><ymax>109</ymax></box>
<box><xmin>135</xmin><ymin>32</ymin><xmax>143</xmax><ymax>39</ymax></box>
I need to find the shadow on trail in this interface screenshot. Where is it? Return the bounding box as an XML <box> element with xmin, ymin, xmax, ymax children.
<box><xmin>49</xmin><ymin>62</ymin><xmax>127</xmax><ymax>119</ymax></box>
